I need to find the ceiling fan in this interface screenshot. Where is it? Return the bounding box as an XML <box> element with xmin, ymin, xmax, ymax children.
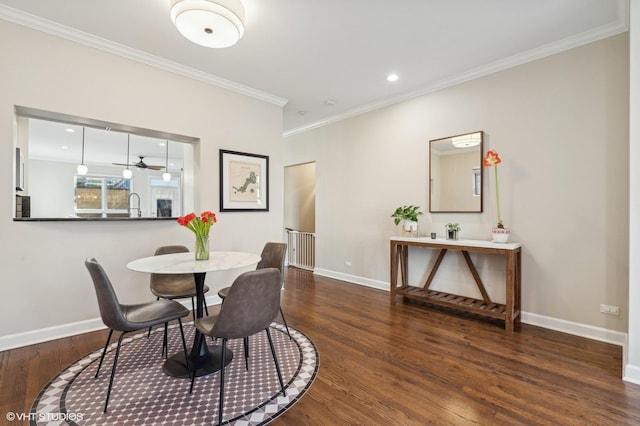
<box><xmin>113</xmin><ymin>156</ymin><xmax>164</xmax><ymax>170</ymax></box>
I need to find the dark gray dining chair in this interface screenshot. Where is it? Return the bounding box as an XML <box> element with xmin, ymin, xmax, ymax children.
<box><xmin>147</xmin><ymin>245</ymin><xmax>211</xmax><ymax>348</ymax></box>
<box><xmin>190</xmin><ymin>268</ymin><xmax>286</xmax><ymax>426</ymax></box>
<box><xmin>150</xmin><ymin>245</ymin><xmax>210</xmax><ymax>316</ymax></box>
<box><xmin>85</xmin><ymin>257</ymin><xmax>190</xmax><ymax>413</ymax></box>
<box><xmin>218</xmin><ymin>242</ymin><xmax>291</xmax><ymax>339</ymax></box>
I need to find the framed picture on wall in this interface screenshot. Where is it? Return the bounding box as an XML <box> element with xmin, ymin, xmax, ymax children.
<box><xmin>219</xmin><ymin>149</ymin><xmax>269</xmax><ymax>212</ymax></box>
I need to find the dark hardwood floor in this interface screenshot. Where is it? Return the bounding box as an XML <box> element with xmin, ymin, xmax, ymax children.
<box><xmin>2</xmin><ymin>267</ymin><xmax>640</xmax><ymax>425</ymax></box>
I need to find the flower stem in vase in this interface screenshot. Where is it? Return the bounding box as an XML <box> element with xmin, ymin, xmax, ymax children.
<box><xmin>195</xmin><ymin>234</ymin><xmax>210</xmax><ymax>260</ymax></box>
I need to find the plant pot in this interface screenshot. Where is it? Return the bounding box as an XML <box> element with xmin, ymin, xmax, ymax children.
<box><xmin>403</xmin><ymin>220</ymin><xmax>418</xmax><ymax>237</ymax></box>
<box><xmin>491</xmin><ymin>228</ymin><xmax>510</xmax><ymax>243</ymax></box>
<box><xmin>446</xmin><ymin>229</ymin><xmax>458</xmax><ymax>240</ymax></box>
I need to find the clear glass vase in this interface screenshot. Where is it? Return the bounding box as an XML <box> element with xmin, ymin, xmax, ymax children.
<box><xmin>195</xmin><ymin>234</ymin><xmax>210</xmax><ymax>261</ymax></box>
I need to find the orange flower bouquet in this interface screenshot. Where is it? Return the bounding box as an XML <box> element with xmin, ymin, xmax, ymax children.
<box><xmin>177</xmin><ymin>211</ymin><xmax>217</xmax><ymax>260</ymax></box>
<box><xmin>483</xmin><ymin>150</ymin><xmax>510</xmax><ymax>242</ymax></box>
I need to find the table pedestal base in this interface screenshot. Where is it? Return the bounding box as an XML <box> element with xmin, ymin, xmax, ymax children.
<box><xmin>163</xmin><ymin>345</ymin><xmax>234</xmax><ymax>379</ymax></box>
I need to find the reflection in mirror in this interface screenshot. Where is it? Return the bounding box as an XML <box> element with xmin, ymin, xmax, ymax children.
<box><xmin>14</xmin><ymin>108</ymin><xmax>196</xmax><ymax>220</ymax></box>
<box><xmin>429</xmin><ymin>131</ymin><xmax>483</xmax><ymax>213</ymax></box>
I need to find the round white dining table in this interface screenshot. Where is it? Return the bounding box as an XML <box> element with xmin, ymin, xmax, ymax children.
<box><xmin>127</xmin><ymin>251</ymin><xmax>261</xmax><ymax>378</ymax></box>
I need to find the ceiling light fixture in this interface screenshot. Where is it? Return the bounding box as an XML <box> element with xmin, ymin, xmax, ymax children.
<box><xmin>387</xmin><ymin>73</ymin><xmax>399</xmax><ymax>82</ymax></box>
<box><xmin>451</xmin><ymin>133</ymin><xmax>481</xmax><ymax>148</ymax></box>
<box><xmin>170</xmin><ymin>0</ymin><xmax>245</xmax><ymax>48</ymax></box>
<box><xmin>123</xmin><ymin>135</ymin><xmax>133</xmax><ymax>179</ymax></box>
<box><xmin>163</xmin><ymin>141</ymin><xmax>172</xmax><ymax>182</ymax></box>
<box><xmin>76</xmin><ymin>127</ymin><xmax>88</xmax><ymax>175</ymax></box>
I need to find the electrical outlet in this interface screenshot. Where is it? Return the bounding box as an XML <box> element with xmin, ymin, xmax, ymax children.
<box><xmin>345</xmin><ymin>260</ymin><xmax>352</xmax><ymax>267</ymax></box>
<box><xmin>600</xmin><ymin>304</ymin><xmax>620</xmax><ymax>316</ymax></box>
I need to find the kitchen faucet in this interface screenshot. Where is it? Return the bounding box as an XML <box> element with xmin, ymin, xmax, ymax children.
<box><xmin>128</xmin><ymin>192</ymin><xmax>142</xmax><ymax>217</ymax></box>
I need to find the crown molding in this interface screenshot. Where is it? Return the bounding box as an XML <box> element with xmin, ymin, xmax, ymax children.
<box><xmin>0</xmin><ymin>5</ymin><xmax>288</xmax><ymax>108</ymax></box>
<box><xmin>283</xmin><ymin>1</ymin><xmax>629</xmax><ymax>138</ymax></box>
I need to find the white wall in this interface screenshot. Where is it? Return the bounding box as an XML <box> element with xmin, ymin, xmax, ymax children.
<box><xmin>284</xmin><ymin>34</ymin><xmax>629</xmax><ymax>337</ymax></box>
<box><xmin>0</xmin><ymin>21</ymin><xmax>284</xmax><ymax>346</ymax></box>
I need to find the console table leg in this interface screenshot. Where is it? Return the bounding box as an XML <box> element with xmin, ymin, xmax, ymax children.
<box><xmin>505</xmin><ymin>252</ymin><xmax>515</xmax><ymax>332</ymax></box>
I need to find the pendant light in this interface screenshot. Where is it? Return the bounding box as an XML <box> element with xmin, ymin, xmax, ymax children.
<box><xmin>162</xmin><ymin>140</ymin><xmax>172</xmax><ymax>182</ymax></box>
<box><xmin>76</xmin><ymin>127</ymin><xmax>88</xmax><ymax>175</ymax></box>
<box><xmin>123</xmin><ymin>135</ymin><xmax>133</xmax><ymax>179</ymax></box>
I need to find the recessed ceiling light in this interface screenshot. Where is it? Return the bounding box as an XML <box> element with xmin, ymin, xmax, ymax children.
<box><xmin>298</xmin><ymin>110</ymin><xmax>306</xmax><ymax>116</ymax></box>
<box><xmin>65</xmin><ymin>128</ymin><xmax>75</xmax><ymax>133</ymax></box>
<box><xmin>325</xmin><ymin>99</ymin><xmax>336</xmax><ymax>106</ymax></box>
<box><xmin>387</xmin><ymin>73</ymin><xmax>399</xmax><ymax>82</ymax></box>
<box><xmin>159</xmin><ymin>142</ymin><xmax>166</xmax><ymax>147</ymax></box>
<box><xmin>61</xmin><ymin>145</ymin><xmax>69</xmax><ymax>150</ymax></box>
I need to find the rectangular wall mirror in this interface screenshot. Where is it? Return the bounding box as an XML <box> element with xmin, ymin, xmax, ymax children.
<box><xmin>429</xmin><ymin>131</ymin><xmax>483</xmax><ymax>213</ymax></box>
<box><xmin>14</xmin><ymin>107</ymin><xmax>196</xmax><ymax>220</ymax></box>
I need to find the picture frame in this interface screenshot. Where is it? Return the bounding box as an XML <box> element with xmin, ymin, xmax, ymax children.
<box><xmin>219</xmin><ymin>149</ymin><xmax>269</xmax><ymax>212</ymax></box>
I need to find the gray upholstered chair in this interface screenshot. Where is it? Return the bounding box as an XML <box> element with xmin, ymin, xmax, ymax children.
<box><xmin>150</xmin><ymin>245</ymin><xmax>210</xmax><ymax>316</ymax></box>
<box><xmin>190</xmin><ymin>268</ymin><xmax>286</xmax><ymax>426</ymax></box>
<box><xmin>148</xmin><ymin>245</ymin><xmax>210</xmax><ymax>343</ymax></box>
<box><xmin>85</xmin><ymin>257</ymin><xmax>190</xmax><ymax>413</ymax></box>
<box><xmin>218</xmin><ymin>242</ymin><xmax>291</xmax><ymax>339</ymax></box>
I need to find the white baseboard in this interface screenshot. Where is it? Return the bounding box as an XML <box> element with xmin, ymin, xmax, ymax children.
<box><xmin>314</xmin><ymin>268</ymin><xmax>627</xmax><ymax>349</ymax></box>
<box><xmin>314</xmin><ymin>268</ymin><xmax>389</xmax><ymax>290</ymax></box>
<box><xmin>624</xmin><ymin>363</ymin><xmax>640</xmax><ymax>385</ymax></box>
<box><xmin>521</xmin><ymin>311</ymin><xmax>626</xmax><ymax>347</ymax></box>
<box><xmin>0</xmin><ymin>318</ymin><xmax>107</xmax><ymax>352</ymax></box>
<box><xmin>0</xmin><ymin>296</ymin><xmax>222</xmax><ymax>352</ymax></box>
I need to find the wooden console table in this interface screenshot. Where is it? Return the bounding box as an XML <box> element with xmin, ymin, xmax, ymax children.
<box><xmin>390</xmin><ymin>237</ymin><xmax>522</xmax><ymax>331</ymax></box>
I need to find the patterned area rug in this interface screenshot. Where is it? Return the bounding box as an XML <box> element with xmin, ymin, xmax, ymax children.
<box><xmin>30</xmin><ymin>322</ymin><xmax>318</xmax><ymax>425</ymax></box>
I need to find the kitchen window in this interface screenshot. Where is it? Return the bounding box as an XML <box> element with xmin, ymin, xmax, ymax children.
<box><xmin>74</xmin><ymin>175</ymin><xmax>130</xmax><ymax>218</ymax></box>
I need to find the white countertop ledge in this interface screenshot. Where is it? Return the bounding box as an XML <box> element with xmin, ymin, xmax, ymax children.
<box><xmin>390</xmin><ymin>236</ymin><xmax>521</xmax><ymax>250</ymax></box>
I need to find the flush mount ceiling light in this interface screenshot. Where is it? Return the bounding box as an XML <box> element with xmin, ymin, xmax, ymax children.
<box><xmin>452</xmin><ymin>133</ymin><xmax>481</xmax><ymax>148</ymax></box>
<box><xmin>387</xmin><ymin>73</ymin><xmax>399</xmax><ymax>82</ymax></box>
<box><xmin>170</xmin><ymin>0</ymin><xmax>245</xmax><ymax>48</ymax></box>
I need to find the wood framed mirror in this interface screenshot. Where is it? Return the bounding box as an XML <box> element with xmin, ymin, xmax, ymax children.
<box><xmin>429</xmin><ymin>131</ymin><xmax>483</xmax><ymax>213</ymax></box>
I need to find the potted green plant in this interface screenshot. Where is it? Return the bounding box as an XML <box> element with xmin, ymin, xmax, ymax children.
<box><xmin>391</xmin><ymin>205</ymin><xmax>423</xmax><ymax>236</ymax></box>
<box><xmin>445</xmin><ymin>223</ymin><xmax>461</xmax><ymax>240</ymax></box>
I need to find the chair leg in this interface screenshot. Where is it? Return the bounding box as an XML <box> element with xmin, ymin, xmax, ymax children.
<box><xmin>189</xmin><ymin>332</ymin><xmax>205</xmax><ymax>393</ymax></box>
<box><xmin>162</xmin><ymin>322</ymin><xmax>169</xmax><ymax>359</ymax></box>
<box><xmin>104</xmin><ymin>332</ymin><xmax>126</xmax><ymax>413</ymax></box>
<box><xmin>279</xmin><ymin>307</ymin><xmax>292</xmax><ymax>340</ymax></box>
<box><xmin>177</xmin><ymin>319</ymin><xmax>191</xmax><ymax>378</ymax></box>
<box><xmin>244</xmin><ymin>336</ymin><xmax>249</xmax><ymax>370</ymax></box>
<box><xmin>95</xmin><ymin>329</ymin><xmax>114</xmax><ymax>379</ymax></box>
<box><xmin>218</xmin><ymin>339</ymin><xmax>227</xmax><ymax>426</ymax></box>
<box><xmin>265</xmin><ymin>328</ymin><xmax>285</xmax><ymax>395</ymax></box>
<box><xmin>148</xmin><ymin>297</ymin><xmax>161</xmax><ymax>338</ymax></box>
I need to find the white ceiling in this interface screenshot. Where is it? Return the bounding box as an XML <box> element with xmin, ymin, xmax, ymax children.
<box><xmin>0</xmin><ymin>0</ymin><xmax>629</xmax><ymax>135</ymax></box>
